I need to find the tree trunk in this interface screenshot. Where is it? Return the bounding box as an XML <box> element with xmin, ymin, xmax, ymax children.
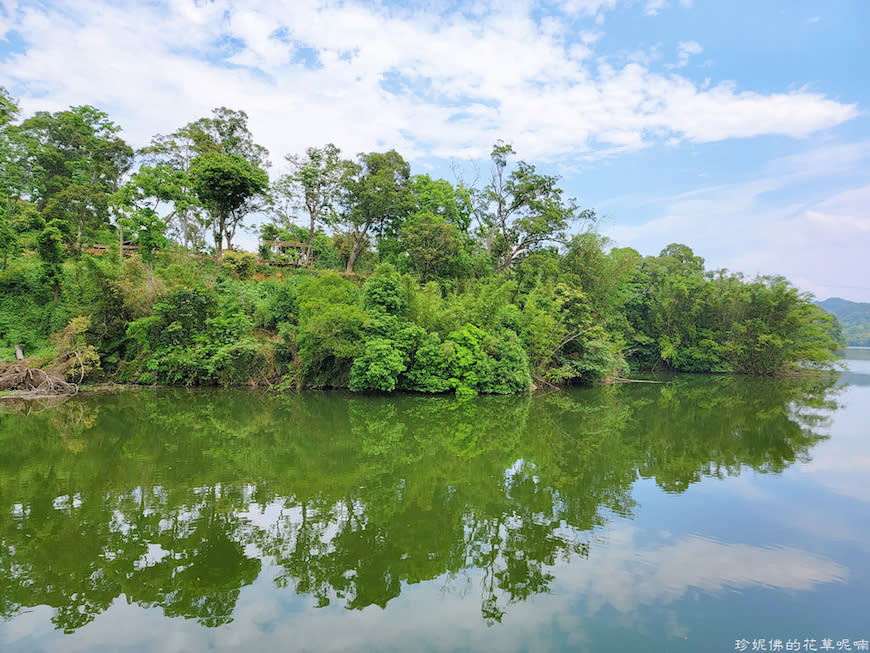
<box><xmin>226</xmin><ymin>214</ymin><xmax>237</xmax><ymax>253</ymax></box>
<box><xmin>306</xmin><ymin>214</ymin><xmax>316</xmax><ymax>267</ymax></box>
<box><xmin>345</xmin><ymin>223</ymin><xmax>370</xmax><ymax>274</ymax></box>
<box><xmin>15</xmin><ymin>345</ymin><xmax>24</xmax><ymax>361</ymax></box>
<box><xmin>346</xmin><ymin>241</ymin><xmax>361</xmax><ymax>274</ymax></box>
<box><xmin>119</xmin><ymin>224</ymin><xmax>124</xmax><ymax>262</ymax></box>
<box><xmin>214</xmin><ymin>215</ymin><xmax>224</xmax><ymax>260</ymax></box>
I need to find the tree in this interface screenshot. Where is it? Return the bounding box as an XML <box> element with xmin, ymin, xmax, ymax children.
<box><xmin>400</xmin><ymin>212</ymin><xmax>462</xmax><ymax>282</ymax></box>
<box><xmin>129</xmin><ymin>163</ymin><xmax>201</xmax><ymax>248</ymax></box>
<box><xmin>0</xmin><ymin>87</ymin><xmax>17</xmax><ymax>127</ymax></box>
<box><xmin>43</xmin><ymin>182</ymin><xmax>109</xmax><ymax>250</ymax></box>
<box><xmin>186</xmin><ymin>107</ymin><xmax>269</xmax><ymax>170</ymax></box>
<box><xmin>477</xmin><ymin>141</ymin><xmax>594</xmax><ymax>272</ymax></box>
<box><xmin>37</xmin><ymin>219</ymin><xmax>67</xmax><ymax>300</ymax></box>
<box><xmin>15</xmin><ymin>106</ymin><xmax>133</xmax><ymax>245</ymax></box>
<box><xmin>0</xmin><ymin>210</ymin><xmax>18</xmax><ymax>270</ymax></box>
<box><xmin>140</xmin><ymin>108</ymin><xmax>268</xmax><ymax>253</ymax></box>
<box><xmin>189</xmin><ymin>152</ymin><xmax>268</xmax><ymax>259</ymax></box>
<box><xmin>341</xmin><ymin>150</ymin><xmax>415</xmax><ymax>273</ymax></box>
<box><xmin>139</xmin><ymin>127</ymin><xmax>208</xmax><ymax>249</ymax></box>
<box><xmin>0</xmin><ymin>90</ymin><xmax>21</xmax><ymax>269</ymax></box>
<box><xmin>402</xmin><ymin>174</ymin><xmax>475</xmax><ymax>280</ymax></box>
<box><xmin>0</xmin><ymin>90</ymin><xmax>25</xmax><ymax>227</ymax></box>
<box><xmin>272</xmin><ymin>144</ymin><xmax>349</xmax><ymax>266</ymax></box>
<box><xmin>410</xmin><ymin>174</ymin><xmax>473</xmax><ymax>233</ymax></box>
<box><xmin>111</xmin><ymin>163</ymin><xmax>193</xmax><ymax>259</ymax></box>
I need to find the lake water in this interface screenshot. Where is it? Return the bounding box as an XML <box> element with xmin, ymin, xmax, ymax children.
<box><xmin>2</xmin><ymin>351</ymin><xmax>869</xmax><ymax>652</ymax></box>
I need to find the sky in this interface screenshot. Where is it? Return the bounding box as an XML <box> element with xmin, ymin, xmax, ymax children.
<box><xmin>1</xmin><ymin>0</ymin><xmax>868</xmax><ymax>300</ymax></box>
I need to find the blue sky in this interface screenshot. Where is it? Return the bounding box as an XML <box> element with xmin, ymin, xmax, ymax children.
<box><xmin>1</xmin><ymin>0</ymin><xmax>868</xmax><ymax>300</ymax></box>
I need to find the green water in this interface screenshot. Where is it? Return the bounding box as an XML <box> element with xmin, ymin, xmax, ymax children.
<box><xmin>2</xmin><ymin>352</ymin><xmax>870</xmax><ymax>652</ymax></box>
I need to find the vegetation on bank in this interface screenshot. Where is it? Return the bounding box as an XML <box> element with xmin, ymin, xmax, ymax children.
<box><xmin>0</xmin><ymin>91</ymin><xmax>841</xmax><ymax>393</ymax></box>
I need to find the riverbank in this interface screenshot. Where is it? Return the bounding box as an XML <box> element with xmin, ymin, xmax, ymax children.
<box><xmin>1</xmin><ymin>249</ymin><xmax>842</xmax><ymax>397</ymax></box>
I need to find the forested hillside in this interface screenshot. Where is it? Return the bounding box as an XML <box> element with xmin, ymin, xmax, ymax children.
<box><xmin>817</xmin><ymin>298</ymin><xmax>870</xmax><ymax>346</ymax></box>
<box><xmin>0</xmin><ymin>91</ymin><xmax>841</xmax><ymax>393</ymax></box>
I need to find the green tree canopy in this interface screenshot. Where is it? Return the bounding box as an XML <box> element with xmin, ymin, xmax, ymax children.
<box><xmin>14</xmin><ymin>105</ymin><xmax>133</xmax><ymax>249</ymax></box>
<box><xmin>189</xmin><ymin>152</ymin><xmax>268</xmax><ymax>259</ymax></box>
<box><xmin>342</xmin><ymin>150</ymin><xmax>416</xmax><ymax>273</ymax></box>
<box><xmin>271</xmin><ymin>143</ymin><xmax>351</xmax><ymax>266</ymax></box>
<box><xmin>478</xmin><ymin>141</ymin><xmax>595</xmax><ymax>272</ymax></box>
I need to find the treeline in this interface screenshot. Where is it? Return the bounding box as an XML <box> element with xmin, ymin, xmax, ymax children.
<box><xmin>0</xmin><ymin>92</ymin><xmax>841</xmax><ymax>392</ymax></box>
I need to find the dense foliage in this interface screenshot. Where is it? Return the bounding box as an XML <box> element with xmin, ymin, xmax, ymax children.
<box><xmin>0</xmin><ymin>90</ymin><xmax>841</xmax><ymax>392</ymax></box>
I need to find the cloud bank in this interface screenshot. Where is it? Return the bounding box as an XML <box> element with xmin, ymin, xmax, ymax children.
<box><xmin>0</xmin><ymin>0</ymin><xmax>857</xmax><ymax>163</ymax></box>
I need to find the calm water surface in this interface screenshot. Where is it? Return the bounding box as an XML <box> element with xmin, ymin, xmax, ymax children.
<box><xmin>2</xmin><ymin>350</ymin><xmax>869</xmax><ymax>652</ymax></box>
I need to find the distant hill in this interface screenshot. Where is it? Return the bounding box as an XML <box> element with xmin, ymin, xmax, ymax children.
<box><xmin>817</xmin><ymin>298</ymin><xmax>870</xmax><ymax>346</ymax></box>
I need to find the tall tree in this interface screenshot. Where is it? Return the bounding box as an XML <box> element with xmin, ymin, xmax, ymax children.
<box><xmin>110</xmin><ymin>166</ymin><xmax>179</xmax><ymax>262</ymax></box>
<box><xmin>0</xmin><ymin>87</ymin><xmax>17</xmax><ymax>127</ymax></box>
<box><xmin>0</xmin><ymin>206</ymin><xmax>17</xmax><ymax>269</ymax></box>
<box><xmin>0</xmin><ymin>88</ymin><xmax>22</xmax><ymax>266</ymax></box>
<box><xmin>36</xmin><ymin>219</ymin><xmax>67</xmax><ymax>300</ymax></box>
<box><xmin>189</xmin><ymin>152</ymin><xmax>268</xmax><ymax>259</ymax></box>
<box><xmin>142</xmin><ymin>108</ymin><xmax>268</xmax><ymax>254</ymax></box>
<box><xmin>477</xmin><ymin>141</ymin><xmax>594</xmax><ymax>272</ymax></box>
<box><xmin>400</xmin><ymin>212</ymin><xmax>462</xmax><ymax>282</ymax></box>
<box><xmin>187</xmin><ymin>107</ymin><xmax>269</xmax><ymax>170</ymax></box>
<box><xmin>138</xmin><ymin>128</ymin><xmax>207</xmax><ymax>249</ymax></box>
<box><xmin>341</xmin><ymin>150</ymin><xmax>415</xmax><ymax>273</ymax></box>
<box><xmin>272</xmin><ymin>143</ymin><xmax>349</xmax><ymax>266</ymax></box>
<box><xmin>14</xmin><ymin>105</ymin><xmax>133</xmax><ymax>248</ymax></box>
<box><xmin>410</xmin><ymin>174</ymin><xmax>473</xmax><ymax>233</ymax></box>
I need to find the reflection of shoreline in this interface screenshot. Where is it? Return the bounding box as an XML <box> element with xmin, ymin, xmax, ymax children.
<box><xmin>786</xmin><ymin>372</ymin><xmax>870</xmax><ymax>504</ymax></box>
<box><xmin>0</xmin><ymin>374</ymin><xmax>843</xmax><ymax>633</ymax></box>
<box><xmin>838</xmin><ymin>349</ymin><xmax>870</xmax><ymax>386</ymax></box>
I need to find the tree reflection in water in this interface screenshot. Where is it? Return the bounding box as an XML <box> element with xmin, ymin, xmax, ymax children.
<box><xmin>0</xmin><ymin>375</ymin><xmax>839</xmax><ymax>630</ymax></box>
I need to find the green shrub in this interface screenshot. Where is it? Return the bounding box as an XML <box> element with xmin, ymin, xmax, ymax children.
<box><xmin>402</xmin><ymin>333</ymin><xmax>451</xmax><ymax>393</ymax></box>
<box><xmin>210</xmin><ymin>338</ymin><xmax>265</xmax><ymax>386</ymax></box>
<box><xmin>362</xmin><ymin>263</ymin><xmax>405</xmax><ymax>315</ymax></box>
<box><xmin>222</xmin><ymin>250</ymin><xmax>258</xmax><ymax>280</ymax></box>
<box><xmin>349</xmin><ymin>338</ymin><xmax>408</xmax><ymax>392</ymax></box>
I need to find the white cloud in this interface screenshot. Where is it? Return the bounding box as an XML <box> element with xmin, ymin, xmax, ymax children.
<box><xmin>574</xmin><ymin>527</ymin><xmax>846</xmax><ymax>615</ymax></box>
<box><xmin>0</xmin><ymin>0</ymin><xmax>17</xmax><ymax>40</ymax></box>
<box><xmin>806</xmin><ymin>209</ymin><xmax>870</xmax><ymax>233</ymax></box>
<box><xmin>0</xmin><ymin>0</ymin><xmax>858</xmax><ymax>166</ymax></box>
<box><xmin>557</xmin><ymin>0</ymin><xmax>620</xmax><ymax>17</ymax></box>
<box><xmin>669</xmin><ymin>39</ymin><xmax>702</xmax><ymax>68</ymax></box>
<box><xmin>644</xmin><ymin>0</ymin><xmax>668</xmax><ymax>16</ymax></box>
